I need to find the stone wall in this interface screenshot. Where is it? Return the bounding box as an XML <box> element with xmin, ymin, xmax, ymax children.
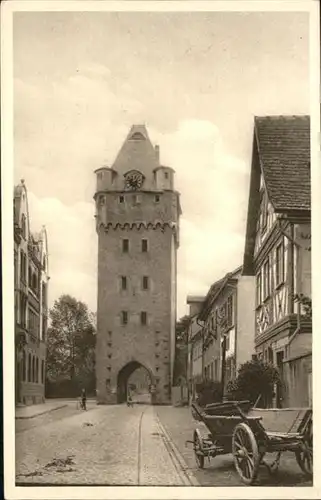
<box><xmin>96</xmin><ymin>225</ymin><xmax>176</xmax><ymax>405</ymax></box>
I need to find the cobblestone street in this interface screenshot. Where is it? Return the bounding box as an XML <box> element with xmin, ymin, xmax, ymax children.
<box><xmin>15</xmin><ymin>403</ymin><xmax>194</xmax><ymax>486</ymax></box>
<box><xmin>15</xmin><ymin>402</ymin><xmax>313</xmax><ymax>487</ymax></box>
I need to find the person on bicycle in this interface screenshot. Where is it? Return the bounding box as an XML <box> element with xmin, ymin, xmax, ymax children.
<box><xmin>81</xmin><ymin>388</ymin><xmax>87</xmax><ymax>411</ymax></box>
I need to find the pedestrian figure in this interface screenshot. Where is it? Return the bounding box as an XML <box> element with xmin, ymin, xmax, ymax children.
<box><xmin>81</xmin><ymin>388</ymin><xmax>87</xmax><ymax>411</ymax></box>
<box><xmin>127</xmin><ymin>392</ymin><xmax>133</xmax><ymax>407</ymax></box>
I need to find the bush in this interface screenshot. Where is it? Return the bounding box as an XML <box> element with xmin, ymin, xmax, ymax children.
<box><xmin>195</xmin><ymin>380</ymin><xmax>222</xmax><ymax>407</ymax></box>
<box><xmin>226</xmin><ymin>358</ymin><xmax>281</xmax><ymax>407</ymax></box>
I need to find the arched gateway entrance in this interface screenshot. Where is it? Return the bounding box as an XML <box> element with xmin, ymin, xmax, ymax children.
<box><xmin>117</xmin><ymin>361</ymin><xmax>154</xmax><ymax>404</ymax></box>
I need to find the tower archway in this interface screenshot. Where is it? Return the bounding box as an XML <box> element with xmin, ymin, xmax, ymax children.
<box><xmin>117</xmin><ymin>361</ymin><xmax>154</xmax><ymax>404</ymax></box>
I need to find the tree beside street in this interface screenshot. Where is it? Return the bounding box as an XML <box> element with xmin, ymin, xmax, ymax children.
<box><xmin>226</xmin><ymin>358</ymin><xmax>281</xmax><ymax>407</ymax></box>
<box><xmin>46</xmin><ymin>295</ymin><xmax>96</xmax><ymax>397</ymax></box>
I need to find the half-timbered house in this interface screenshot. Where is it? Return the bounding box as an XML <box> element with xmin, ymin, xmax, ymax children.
<box><xmin>243</xmin><ymin>115</ymin><xmax>311</xmax><ymax>408</ymax></box>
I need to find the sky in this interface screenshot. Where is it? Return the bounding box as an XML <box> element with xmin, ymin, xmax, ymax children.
<box><xmin>13</xmin><ymin>10</ymin><xmax>310</xmax><ymax>318</ymax></box>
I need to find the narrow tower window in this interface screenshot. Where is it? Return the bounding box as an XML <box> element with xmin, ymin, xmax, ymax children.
<box><xmin>132</xmin><ymin>194</ymin><xmax>141</xmax><ymax>205</ymax></box>
<box><xmin>142</xmin><ymin>239</ymin><xmax>148</xmax><ymax>252</ymax></box>
<box><xmin>121</xmin><ymin>311</ymin><xmax>128</xmax><ymax>325</ymax></box>
<box><xmin>142</xmin><ymin>276</ymin><xmax>149</xmax><ymax>290</ymax></box>
<box><xmin>122</xmin><ymin>239</ymin><xmax>129</xmax><ymax>253</ymax></box>
<box><xmin>155</xmin><ymin>195</ymin><xmax>160</xmax><ymax>203</ymax></box>
<box><xmin>119</xmin><ymin>195</ymin><xmax>124</xmax><ymax>203</ymax></box>
<box><xmin>121</xmin><ymin>276</ymin><xmax>127</xmax><ymax>290</ymax></box>
<box><xmin>141</xmin><ymin>311</ymin><xmax>147</xmax><ymax>325</ymax></box>
<box><xmin>164</xmin><ymin>172</ymin><xmax>169</xmax><ymax>179</ymax></box>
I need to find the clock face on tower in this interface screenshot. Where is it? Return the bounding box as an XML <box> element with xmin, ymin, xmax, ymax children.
<box><xmin>124</xmin><ymin>170</ymin><xmax>144</xmax><ymax>191</ymax></box>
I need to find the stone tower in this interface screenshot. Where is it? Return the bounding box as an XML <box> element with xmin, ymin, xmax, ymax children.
<box><xmin>94</xmin><ymin>125</ymin><xmax>181</xmax><ymax>404</ymax></box>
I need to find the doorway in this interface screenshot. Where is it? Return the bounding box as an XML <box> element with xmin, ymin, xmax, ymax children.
<box><xmin>117</xmin><ymin>361</ymin><xmax>153</xmax><ymax>404</ymax></box>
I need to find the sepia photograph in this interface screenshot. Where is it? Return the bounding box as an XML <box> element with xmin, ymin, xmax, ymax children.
<box><xmin>2</xmin><ymin>0</ymin><xmax>320</xmax><ymax>498</ymax></box>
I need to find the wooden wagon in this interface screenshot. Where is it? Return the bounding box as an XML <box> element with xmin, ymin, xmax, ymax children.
<box><xmin>189</xmin><ymin>400</ymin><xmax>312</xmax><ymax>485</ymax></box>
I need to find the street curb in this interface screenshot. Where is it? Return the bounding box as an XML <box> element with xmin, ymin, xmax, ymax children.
<box><xmin>155</xmin><ymin>412</ymin><xmax>200</xmax><ymax>486</ymax></box>
<box><xmin>15</xmin><ymin>404</ymin><xmax>68</xmax><ymax>420</ymax></box>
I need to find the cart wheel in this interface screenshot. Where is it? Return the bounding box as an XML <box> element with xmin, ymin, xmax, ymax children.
<box><xmin>193</xmin><ymin>430</ymin><xmax>205</xmax><ymax>469</ymax></box>
<box><xmin>296</xmin><ymin>421</ymin><xmax>313</xmax><ymax>477</ymax></box>
<box><xmin>232</xmin><ymin>423</ymin><xmax>260</xmax><ymax>485</ymax></box>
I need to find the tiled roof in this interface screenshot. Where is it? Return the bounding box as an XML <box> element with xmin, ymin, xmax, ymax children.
<box><xmin>198</xmin><ymin>278</ymin><xmax>225</xmax><ymax>321</ymax></box>
<box><xmin>198</xmin><ymin>265</ymin><xmax>242</xmax><ymax>320</ymax></box>
<box><xmin>255</xmin><ymin>115</ymin><xmax>310</xmax><ymax>211</ymax></box>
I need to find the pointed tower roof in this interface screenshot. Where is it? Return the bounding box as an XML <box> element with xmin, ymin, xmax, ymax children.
<box><xmin>111</xmin><ymin>124</ymin><xmax>159</xmax><ymax>176</ymax></box>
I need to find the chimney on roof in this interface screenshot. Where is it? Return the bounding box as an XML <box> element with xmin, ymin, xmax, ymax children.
<box><xmin>155</xmin><ymin>145</ymin><xmax>160</xmax><ymax>163</ymax></box>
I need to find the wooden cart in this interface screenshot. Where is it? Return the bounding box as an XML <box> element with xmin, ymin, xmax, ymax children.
<box><xmin>189</xmin><ymin>400</ymin><xmax>312</xmax><ymax>485</ymax></box>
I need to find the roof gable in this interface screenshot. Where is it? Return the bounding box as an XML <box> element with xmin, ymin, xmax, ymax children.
<box><xmin>199</xmin><ymin>265</ymin><xmax>242</xmax><ymax>320</ymax></box>
<box><xmin>255</xmin><ymin>115</ymin><xmax>310</xmax><ymax>212</ymax></box>
<box><xmin>243</xmin><ymin>115</ymin><xmax>310</xmax><ymax>275</ymax></box>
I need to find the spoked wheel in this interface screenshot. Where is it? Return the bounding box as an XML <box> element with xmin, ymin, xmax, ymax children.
<box><xmin>193</xmin><ymin>429</ymin><xmax>205</xmax><ymax>469</ymax></box>
<box><xmin>296</xmin><ymin>420</ymin><xmax>313</xmax><ymax>478</ymax></box>
<box><xmin>232</xmin><ymin>423</ymin><xmax>260</xmax><ymax>485</ymax></box>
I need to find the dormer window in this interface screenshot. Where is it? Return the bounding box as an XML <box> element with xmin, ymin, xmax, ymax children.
<box><xmin>129</xmin><ymin>132</ymin><xmax>145</xmax><ymax>141</ymax></box>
